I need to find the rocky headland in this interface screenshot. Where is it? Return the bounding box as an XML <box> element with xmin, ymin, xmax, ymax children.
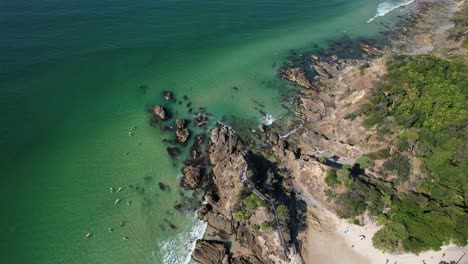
<box><xmin>149</xmin><ymin>0</ymin><xmax>467</xmax><ymax>263</ymax></box>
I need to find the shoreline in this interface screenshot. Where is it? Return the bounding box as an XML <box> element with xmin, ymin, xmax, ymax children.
<box><xmin>296</xmin><ymin>0</ymin><xmax>468</xmax><ymax>263</ymax></box>
<box><xmin>184</xmin><ymin>0</ymin><xmax>467</xmax><ymax>263</ymax></box>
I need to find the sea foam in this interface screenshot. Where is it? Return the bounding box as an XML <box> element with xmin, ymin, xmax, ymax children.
<box><xmin>159</xmin><ymin>219</ymin><xmax>208</xmax><ymax>264</ymax></box>
<box><xmin>367</xmin><ymin>0</ymin><xmax>414</xmax><ymax>23</ymax></box>
<box><xmin>262</xmin><ymin>113</ymin><xmax>276</xmax><ymax>125</ymax></box>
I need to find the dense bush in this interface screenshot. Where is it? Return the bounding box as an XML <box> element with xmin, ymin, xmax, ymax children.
<box><xmin>383</xmin><ymin>153</ymin><xmax>411</xmax><ymax>181</ymax></box>
<box><xmin>334</xmin><ymin>55</ymin><xmax>467</xmax><ymax>253</ymax></box>
<box><xmin>371</xmin><ymin>56</ymin><xmax>468</xmax><ymax>253</ymax></box>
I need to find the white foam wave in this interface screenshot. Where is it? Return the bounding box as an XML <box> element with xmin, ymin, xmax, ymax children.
<box><xmin>217</xmin><ymin>121</ymin><xmax>236</xmax><ymax>134</ymax></box>
<box><xmin>262</xmin><ymin>113</ymin><xmax>276</xmax><ymax>125</ymax></box>
<box><xmin>367</xmin><ymin>0</ymin><xmax>414</xmax><ymax>23</ymax></box>
<box><xmin>159</xmin><ymin>219</ymin><xmax>208</xmax><ymax>264</ymax></box>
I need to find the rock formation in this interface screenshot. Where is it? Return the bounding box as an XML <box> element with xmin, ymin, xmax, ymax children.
<box><xmin>278</xmin><ymin>68</ymin><xmax>312</xmax><ymax>89</ymax></box>
<box><xmin>180</xmin><ymin>165</ymin><xmax>201</xmax><ymax>189</ymax></box>
<box><xmin>176</xmin><ymin>128</ymin><xmax>190</xmax><ymax>144</ymax></box>
<box><xmin>152</xmin><ymin>105</ymin><xmax>168</xmax><ymax>121</ymax></box>
<box><xmin>191</xmin><ymin>240</ymin><xmax>229</xmax><ymax>264</ymax></box>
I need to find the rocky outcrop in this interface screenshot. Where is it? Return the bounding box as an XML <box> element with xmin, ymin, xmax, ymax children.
<box><xmin>279</xmin><ymin>68</ymin><xmax>312</xmax><ymax>89</ymax></box>
<box><xmin>313</xmin><ymin>65</ymin><xmax>332</xmax><ymax>79</ymax></box>
<box><xmin>176</xmin><ymin>128</ymin><xmax>190</xmax><ymax>143</ymax></box>
<box><xmin>152</xmin><ymin>105</ymin><xmax>168</xmax><ymax>121</ymax></box>
<box><xmin>192</xmin><ymin>240</ymin><xmax>229</xmax><ymax>264</ymax></box>
<box><xmin>208</xmin><ymin>124</ymin><xmax>244</xmax><ymax>164</ymax></box>
<box><xmin>358</xmin><ymin>40</ymin><xmax>382</xmax><ymax>57</ymax></box>
<box><xmin>181</xmin><ymin>165</ymin><xmax>201</xmax><ymax>189</ymax></box>
<box><xmin>200</xmin><ymin>124</ymin><xmax>247</xmax><ymax>236</ymax></box>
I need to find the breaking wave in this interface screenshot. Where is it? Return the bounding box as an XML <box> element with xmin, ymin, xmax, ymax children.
<box><xmin>367</xmin><ymin>0</ymin><xmax>415</xmax><ymax>23</ymax></box>
<box><xmin>262</xmin><ymin>113</ymin><xmax>276</xmax><ymax>125</ymax></box>
<box><xmin>159</xmin><ymin>219</ymin><xmax>207</xmax><ymax>264</ymax></box>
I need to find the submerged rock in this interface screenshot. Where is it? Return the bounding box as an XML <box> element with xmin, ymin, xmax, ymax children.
<box><xmin>278</xmin><ymin>68</ymin><xmax>312</xmax><ymax>89</ymax></box>
<box><xmin>162</xmin><ymin>91</ymin><xmax>173</xmax><ymax>101</ymax></box>
<box><xmin>175</xmin><ymin>118</ymin><xmax>186</xmax><ymax>129</ymax></box>
<box><xmin>358</xmin><ymin>40</ymin><xmax>382</xmax><ymax>57</ymax></box>
<box><xmin>191</xmin><ymin>240</ymin><xmax>229</xmax><ymax>264</ymax></box>
<box><xmin>166</xmin><ymin>147</ymin><xmax>181</xmax><ymax>159</ymax></box>
<box><xmin>194</xmin><ymin>114</ymin><xmax>209</xmax><ymax>128</ymax></box>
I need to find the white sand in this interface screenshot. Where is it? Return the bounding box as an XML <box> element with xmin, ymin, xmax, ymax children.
<box><xmin>302</xmin><ymin>209</ymin><xmax>468</xmax><ymax>264</ymax></box>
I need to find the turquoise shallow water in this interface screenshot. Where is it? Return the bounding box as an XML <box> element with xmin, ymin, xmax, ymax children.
<box><xmin>0</xmin><ymin>0</ymin><xmax>416</xmax><ymax>263</ymax></box>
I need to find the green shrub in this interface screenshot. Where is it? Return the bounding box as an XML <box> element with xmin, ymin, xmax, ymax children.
<box><xmin>234</xmin><ymin>210</ymin><xmax>250</xmax><ymax>222</ymax></box>
<box><xmin>260</xmin><ymin>221</ymin><xmax>273</xmax><ymax>230</ymax></box>
<box><xmin>325</xmin><ymin>169</ymin><xmax>338</xmax><ymax>187</ymax></box>
<box><xmin>276</xmin><ymin>205</ymin><xmax>290</xmax><ymax>219</ymax></box>
<box><xmin>336</xmin><ymin>168</ymin><xmax>353</xmax><ymax>186</ymax></box>
<box><xmin>356</xmin><ymin>155</ymin><xmax>374</xmax><ymax>169</ymax></box>
<box><xmin>244</xmin><ymin>194</ymin><xmax>261</xmax><ymax>211</ymax></box>
<box><xmin>251</xmin><ymin>224</ymin><xmax>260</xmax><ymax>232</ymax></box>
<box><xmin>377</xmin><ymin>215</ymin><xmax>388</xmax><ymax>225</ymax></box>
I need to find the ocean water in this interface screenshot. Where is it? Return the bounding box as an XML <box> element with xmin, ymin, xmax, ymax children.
<box><xmin>0</xmin><ymin>0</ymin><xmax>415</xmax><ymax>263</ymax></box>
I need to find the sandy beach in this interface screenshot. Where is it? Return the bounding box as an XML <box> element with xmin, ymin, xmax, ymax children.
<box><xmin>302</xmin><ymin>208</ymin><xmax>468</xmax><ymax>264</ymax></box>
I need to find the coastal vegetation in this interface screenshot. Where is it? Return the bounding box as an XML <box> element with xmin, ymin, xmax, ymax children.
<box><xmin>234</xmin><ymin>193</ymin><xmax>264</xmax><ymax>223</ymax></box>
<box><xmin>328</xmin><ymin>55</ymin><xmax>468</xmax><ymax>253</ymax></box>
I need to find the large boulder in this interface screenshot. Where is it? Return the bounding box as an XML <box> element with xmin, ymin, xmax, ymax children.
<box><xmin>204</xmin><ymin>210</ymin><xmax>234</xmax><ymax>235</ymax></box>
<box><xmin>152</xmin><ymin>105</ymin><xmax>168</xmax><ymax>121</ymax></box>
<box><xmin>176</xmin><ymin>128</ymin><xmax>190</xmax><ymax>144</ymax></box>
<box><xmin>181</xmin><ymin>165</ymin><xmax>201</xmax><ymax>189</ymax></box>
<box><xmin>192</xmin><ymin>240</ymin><xmax>229</xmax><ymax>264</ymax></box>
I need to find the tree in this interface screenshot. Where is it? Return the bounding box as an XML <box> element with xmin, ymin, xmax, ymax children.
<box><xmin>372</xmin><ymin>222</ymin><xmax>409</xmax><ymax>252</ymax></box>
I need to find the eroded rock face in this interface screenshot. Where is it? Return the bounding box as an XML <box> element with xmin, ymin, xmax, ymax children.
<box><xmin>152</xmin><ymin>105</ymin><xmax>168</xmax><ymax>121</ymax></box>
<box><xmin>176</xmin><ymin>128</ymin><xmax>190</xmax><ymax>143</ymax></box>
<box><xmin>181</xmin><ymin>165</ymin><xmax>201</xmax><ymax>189</ymax></box>
<box><xmin>279</xmin><ymin>68</ymin><xmax>312</xmax><ymax>89</ymax></box>
<box><xmin>192</xmin><ymin>240</ymin><xmax>229</xmax><ymax>264</ymax></box>
<box><xmin>231</xmin><ymin>255</ymin><xmax>263</xmax><ymax>264</ymax></box>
